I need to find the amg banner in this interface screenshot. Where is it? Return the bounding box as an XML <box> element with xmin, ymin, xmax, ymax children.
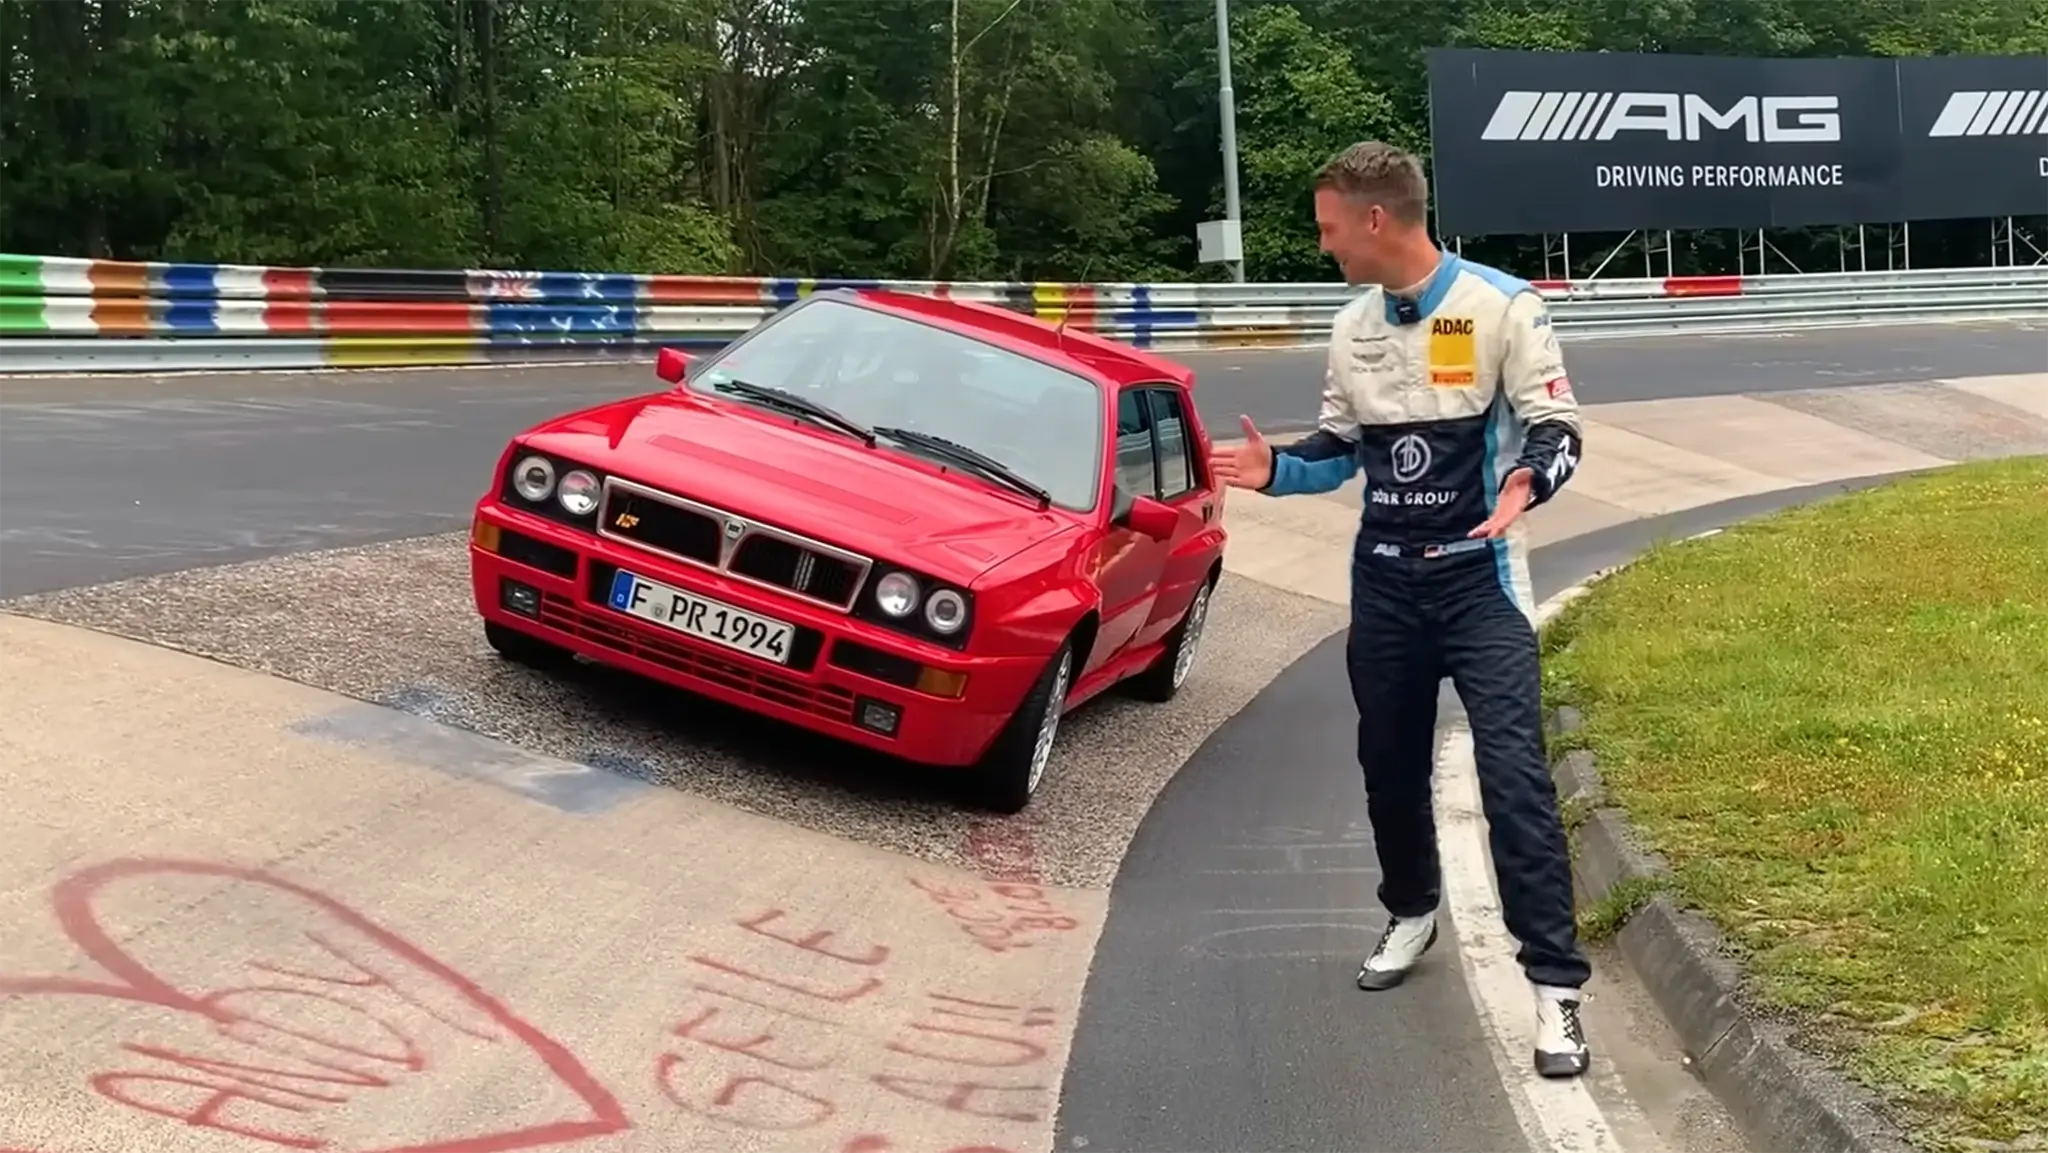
<box><xmin>1426</xmin><ymin>48</ymin><xmax>2048</xmax><ymax>236</ymax></box>
<box><xmin>1899</xmin><ymin>54</ymin><xmax>2048</xmax><ymax>223</ymax></box>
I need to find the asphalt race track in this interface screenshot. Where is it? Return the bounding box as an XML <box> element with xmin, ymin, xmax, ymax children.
<box><xmin>3</xmin><ymin>323</ymin><xmax>2046</xmax><ymax>1153</ymax></box>
<box><xmin>2</xmin><ymin>318</ymin><xmax>2045</xmax><ymax>597</ymax></box>
<box><xmin>1199</xmin><ymin>316</ymin><xmax>2048</xmax><ymax>432</ymax></box>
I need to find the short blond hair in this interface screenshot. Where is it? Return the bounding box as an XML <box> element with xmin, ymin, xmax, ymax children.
<box><xmin>1315</xmin><ymin>141</ymin><xmax>1429</xmax><ymax>227</ymax></box>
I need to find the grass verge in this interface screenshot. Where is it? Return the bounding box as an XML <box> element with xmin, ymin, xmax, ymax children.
<box><xmin>1541</xmin><ymin>456</ymin><xmax>2048</xmax><ymax>1152</ymax></box>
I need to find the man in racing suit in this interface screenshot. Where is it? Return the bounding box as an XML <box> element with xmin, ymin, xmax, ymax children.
<box><xmin>1212</xmin><ymin>141</ymin><xmax>1592</xmax><ymax>1078</ymax></box>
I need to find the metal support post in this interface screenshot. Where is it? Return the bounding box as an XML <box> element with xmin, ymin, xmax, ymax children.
<box><xmin>1214</xmin><ymin>0</ymin><xmax>1245</xmax><ymax>283</ymax></box>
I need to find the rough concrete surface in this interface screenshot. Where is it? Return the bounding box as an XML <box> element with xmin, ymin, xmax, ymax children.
<box><xmin>2</xmin><ymin>534</ymin><xmax>1345</xmax><ymax>891</ymax></box>
<box><xmin>0</xmin><ymin>612</ymin><xmax>1106</xmax><ymax>1153</ymax></box>
<box><xmin>1756</xmin><ymin>379</ymin><xmax>2048</xmax><ymax>461</ymax></box>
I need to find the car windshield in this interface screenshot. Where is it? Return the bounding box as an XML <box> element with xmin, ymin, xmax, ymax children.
<box><xmin>686</xmin><ymin>297</ymin><xmax>1105</xmax><ymax>511</ymax></box>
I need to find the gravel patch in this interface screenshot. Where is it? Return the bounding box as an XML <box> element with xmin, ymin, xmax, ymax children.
<box><xmin>4</xmin><ymin>533</ymin><xmax>1345</xmax><ymax>889</ymax></box>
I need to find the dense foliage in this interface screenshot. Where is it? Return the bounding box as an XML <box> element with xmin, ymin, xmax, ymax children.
<box><xmin>4</xmin><ymin>0</ymin><xmax>2045</xmax><ymax>281</ymax></box>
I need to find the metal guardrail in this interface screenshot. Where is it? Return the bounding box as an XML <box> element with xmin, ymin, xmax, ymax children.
<box><xmin>2</xmin><ymin>252</ymin><xmax>2044</xmax><ymax>373</ymax></box>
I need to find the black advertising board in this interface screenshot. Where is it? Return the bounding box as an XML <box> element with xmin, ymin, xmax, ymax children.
<box><xmin>1897</xmin><ymin>54</ymin><xmax>2048</xmax><ymax>223</ymax></box>
<box><xmin>1425</xmin><ymin>48</ymin><xmax>1900</xmax><ymax>234</ymax></box>
<box><xmin>1426</xmin><ymin>47</ymin><xmax>2048</xmax><ymax>236</ymax></box>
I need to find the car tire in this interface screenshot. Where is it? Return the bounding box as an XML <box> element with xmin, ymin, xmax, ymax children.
<box><xmin>969</xmin><ymin>639</ymin><xmax>1075</xmax><ymax>815</ymax></box>
<box><xmin>484</xmin><ymin>620</ymin><xmax>574</xmax><ymax>671</ymax></box>
<box><xmin>1125</xmin><ymin>574</ymin><xmax>1215</xmax><ymax>703</ymax></box>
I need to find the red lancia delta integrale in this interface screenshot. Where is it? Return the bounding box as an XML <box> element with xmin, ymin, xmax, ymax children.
<box><xmin>468</xmin><ymin>287</ymin><xmax>1227</xmax><ymax>812</ymax></box>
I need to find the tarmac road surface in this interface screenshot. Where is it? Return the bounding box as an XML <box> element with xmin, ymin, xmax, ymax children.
<box><xmin>2</xmin><ymin>317</ymin><xmax>2043</xmax><ymax>597</ymax></box>
<box><xmin>1201</xmin><ymin>316</ymin><xmax>2048</xmax><ymax>431</ymax></box>
<box><xmin>2</xmin><ymin>332</ymin><xmax>2045</xmax><ymax>1152</ymax></box>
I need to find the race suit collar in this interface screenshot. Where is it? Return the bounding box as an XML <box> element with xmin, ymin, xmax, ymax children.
<box><xmin>1382</xmin><ymin>248</ymin><xmax>1461</xmax><ymax>326</ymax></box>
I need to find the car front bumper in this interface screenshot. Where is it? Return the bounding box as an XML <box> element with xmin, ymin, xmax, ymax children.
<box><xmin>467</xmin><ymin>503</ymin><xmax>1044</xmax><ymax>767</ymax></box>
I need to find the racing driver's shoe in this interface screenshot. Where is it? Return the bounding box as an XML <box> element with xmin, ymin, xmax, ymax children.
<box><xmin>1534</xmin><ymin>986</ymin><xmax>1592</xmax><ymax>1077</ymax></box>
<box><xmin>1355</xmin><ymin>911</ymin><xmax>1438</xmax><ymax>990</ymax></box>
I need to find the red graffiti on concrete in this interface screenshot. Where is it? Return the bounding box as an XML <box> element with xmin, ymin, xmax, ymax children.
<box><xmin>961</xmin><ymin>820</ymin><xmax>1041</xmax><ymax>884</ymax></box>
<box><xmin>908</xmin><ymin>877</ymin><xmax>1080</xmax><ymax>956</ymax></box>
<box><xmin>0</xmin><ymin>858</ymin><xmax>629</xmax><ymax>1152</ymax></box>
<box><xmin>654</xmin><ymin>907</ymin><xmax>1056</xmax><ymax>1153</ymax></box>
<box><xmin>883</xmin><ymin>993</ymin><xmax>1054</xmax><ymax>1069</ymax></box>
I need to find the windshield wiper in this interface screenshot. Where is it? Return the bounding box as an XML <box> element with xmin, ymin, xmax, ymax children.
<box><xmin>712</xmin><ymin>378</ymin><xmax>875</xmax><ymax>446</ymax></box>
<box><xmin>872</xmin><ymin>425</ymin><xmax>1051</xmax><ymax>507</ymax></box>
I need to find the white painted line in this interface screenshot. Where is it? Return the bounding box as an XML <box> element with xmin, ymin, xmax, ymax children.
<box><xmin>1431</xmin><ymin>579</ymin><xmax>1636</xmax><ymax>1153</ymax></box>
<box><xmin>1435</xmin><ymin>721</ymin><xmax>1631</xmax><ymax>1153</ymax></box>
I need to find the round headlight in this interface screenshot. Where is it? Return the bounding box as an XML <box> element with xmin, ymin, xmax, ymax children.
<box><xmin>512</xmin><ymin>454</ymin><xmax>556</xmax><ymax>502</ymax></box>
<box><xmin>874</xmin><ymin>571</ymin><xmax>920</xmax><ymax>617</ymax></box>
<box><xmin>558</xmin><ymin>469</ymin><xmax>601</xmax><ymax>516</ymax></box>
<box><xmin>926</xmin><ymin>588</ymin><xmax>968</xmax><ymax>634</ymax></box>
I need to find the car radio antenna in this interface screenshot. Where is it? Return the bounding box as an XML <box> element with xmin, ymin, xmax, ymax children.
<box><xmin>1054</xmin><ymin>256</ymin><xmax>1097</xmax><ymax>351</ymax></box>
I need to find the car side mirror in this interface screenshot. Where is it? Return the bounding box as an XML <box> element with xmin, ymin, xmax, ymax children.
<box><xmin>654</xmin><ymin>346</ymin><xmax>694</xmax><ymax>384</ymax></box>
<box><xmin>1122</xmin><ymin>495</ymin><xmax>1179</xmax><ymax>542</ymax></box>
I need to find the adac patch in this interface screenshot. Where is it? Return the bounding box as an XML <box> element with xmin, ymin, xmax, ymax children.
<box><xmin>1427</xmin><ymin>315</ymin><xmax>1476</xmax><ymax>387</ymax></box>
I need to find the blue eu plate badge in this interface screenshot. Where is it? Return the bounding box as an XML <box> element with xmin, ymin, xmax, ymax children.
<box><xmin>608</xmin><ymin>569</ymin><xmax>637</xmax><ymax>610</ymax></box>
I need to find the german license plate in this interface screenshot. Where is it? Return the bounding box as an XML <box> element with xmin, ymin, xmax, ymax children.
<box><xmin>606</xmin><ymin>568</ymin><xmax>794</xmax><ymax>665</ymax></box>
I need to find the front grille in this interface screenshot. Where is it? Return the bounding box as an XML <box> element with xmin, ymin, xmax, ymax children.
<box><xmin>730</xmin><ymin>535</ymin><xmax>863</xmax><ymax>606</ymax></box>
<box><xmin>596</xmin><ymin>475</ymin><xmax>872</xmax><ymax>612</ymax></box>
<box><xmin>601</xmin><ymin>485</ymin><xmax>721</xmax><ymax>564</ymax></box>
<box><xmin>539</xmin><ymin>590</ymin><xmax>853</xmax><ymax>723</ymax></box>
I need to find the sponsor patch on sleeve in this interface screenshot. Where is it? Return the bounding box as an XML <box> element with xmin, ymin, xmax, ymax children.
<box><xmin>1544</xmin><ymin>376</ymin><xmax>1573</xmax><ymax>399</ymax></box>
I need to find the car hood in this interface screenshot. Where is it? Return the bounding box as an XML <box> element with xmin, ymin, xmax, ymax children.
<box><xmin>516</xmin><ymin>390</ymin><xmax>1080</xmax><ymax>584</ymax></box>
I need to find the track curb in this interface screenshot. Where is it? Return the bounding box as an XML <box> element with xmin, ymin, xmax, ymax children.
<box><xmin>1535</xmin><ymin>576</ymin><xmax>1919</xmax><ymax>1153</ymax></box>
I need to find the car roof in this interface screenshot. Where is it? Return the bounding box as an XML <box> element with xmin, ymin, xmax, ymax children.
<box><xmin>810</xmin><ymin>286</ymin><xmax>1196</xmax><ymax>389</ymax></box>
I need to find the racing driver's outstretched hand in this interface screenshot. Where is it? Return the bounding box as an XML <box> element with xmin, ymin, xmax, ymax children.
<box><xmin>1466</xmin><ymin>466</ymin><xmax>1535</xmax><ymax>539</ymax></box>
<box><xmin>1212</xmin><ymin>415</ymin><xmax>1274</xmax><ymax>490</ymax></box>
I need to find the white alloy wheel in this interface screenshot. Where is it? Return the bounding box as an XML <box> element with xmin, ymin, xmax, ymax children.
<box><xmin>1171</xmin><ymin>582</ymin><xmax>1212</xmax><ymax>689</ymax></box>
<box><xmin>1025</xmin><ymin>648</ymin><xmax>1073</xmax><ymax>795</ymax></box>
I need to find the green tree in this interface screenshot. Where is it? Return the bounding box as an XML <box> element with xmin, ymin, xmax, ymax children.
<box><xmin>3</xmin><ymin>0</ymin><xmax>2043</xmax><ymax>280</ymax></box>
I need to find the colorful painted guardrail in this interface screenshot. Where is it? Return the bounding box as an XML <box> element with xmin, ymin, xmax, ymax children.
<box><xmin>2</xmin><ymin>252</ymin><xmax>2044</xmax><ymax>373</ymax></box>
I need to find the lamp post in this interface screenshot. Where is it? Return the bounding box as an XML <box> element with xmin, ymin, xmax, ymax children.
<box><xmin>1203</xmin><ymin>0</ymin><xmax>1247</xmax><ymax>282</ymax></box>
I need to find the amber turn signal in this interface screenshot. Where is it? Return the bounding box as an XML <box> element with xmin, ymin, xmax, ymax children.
<box><xmin>915</xmin><ymin>667</ymin><xmax>969</xmax><ymax>699</ymax></box>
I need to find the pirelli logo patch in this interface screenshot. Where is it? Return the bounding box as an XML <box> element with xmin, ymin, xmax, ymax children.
<box><xmin>1428</xmin><ymin>315</ymin><xmax>1476</xmax><ymax>387</ymax></box>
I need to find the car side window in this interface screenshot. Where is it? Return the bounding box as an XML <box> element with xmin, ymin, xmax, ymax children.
<box><xmin>1115</xmin><ymin>388</ymin><xmax>1159</xmax><ymax>497</ymax></box>
<box><xmin>1146</xmin><ymin>388</ymin><xmax>1195</xmax><ymax>500</ymax></box>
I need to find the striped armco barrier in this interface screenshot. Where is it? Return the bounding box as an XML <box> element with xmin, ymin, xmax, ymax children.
<box><xmin>2</xmin><ymin>252</ymin><xmax>2044</xmax><ymax>373</ymax></box>
<box><xmin>1528</xmin><ymin>275</ymin><xmax>1746</xmax><ymax>297</ymax></box>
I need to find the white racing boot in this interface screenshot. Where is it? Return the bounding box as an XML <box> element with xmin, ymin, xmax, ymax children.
<box><xmin>1355</xmin><ymin>911</ymin><xmax>1439</xmax><ymax>990</ymax></box>
<box><xmin>1533</xmin><ymin>984</ymin><xmax>1591</xmax><ymax>1077</ymax></box>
